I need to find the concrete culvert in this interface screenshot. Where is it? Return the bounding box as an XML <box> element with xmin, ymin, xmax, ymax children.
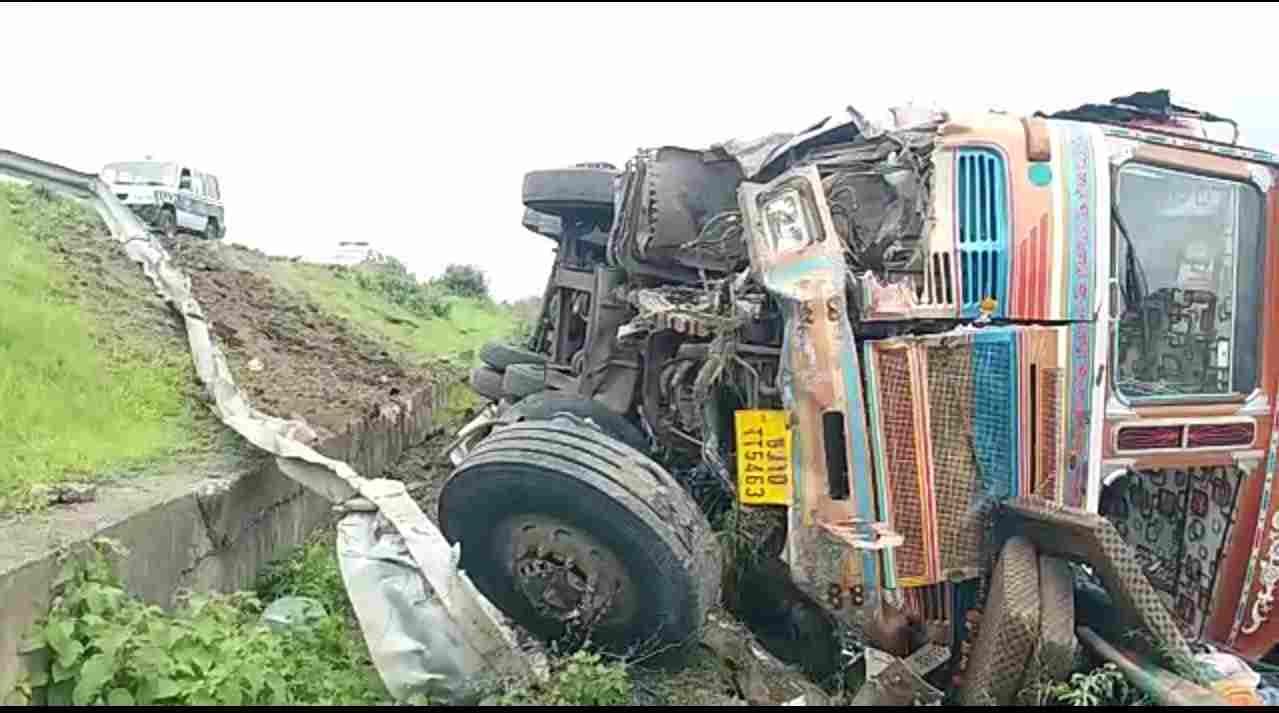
<box><xmin>438</xmin><ymin>418</ymin><xmax>720</xmax><ymax>659</ymax></box>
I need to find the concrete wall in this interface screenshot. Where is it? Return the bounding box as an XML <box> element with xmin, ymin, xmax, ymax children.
<box><xmin>0</xmin><ymin>382</ymin><xmax>447</xmax><ymax>701</ymax></box>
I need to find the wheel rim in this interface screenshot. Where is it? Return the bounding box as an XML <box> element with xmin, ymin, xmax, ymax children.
<box><xmin>492</xmin><ymin>513</ymin><xmax>638</xmax><ymax>635</ymax></box>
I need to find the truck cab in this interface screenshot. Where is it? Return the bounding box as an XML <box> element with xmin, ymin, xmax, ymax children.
<box><xmin>443</xmin><ymin>92</ymin><xmax>1279</xmax><ymax>699</ymax></box>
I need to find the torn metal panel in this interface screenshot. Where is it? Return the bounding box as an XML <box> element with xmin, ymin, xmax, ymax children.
<box><xmin>850</xmin><ymin>648</ymin><xmax>945</xmax><ymax>706</ymax></box>
<box><xmin>607</xmin><ymin>147</ymin><xmax>747</xmax><ymax>284</ymax></box>
<box><xmin>741</xmin><ymin>106</ymin><xmax>881</xmax><ymax>183</ymax></box>
<box><xmin>713</xmin><ymin>132</ymin><xmax>794</xmax><ymax>181</ymax></box>
<box><xmin>738</xmin><ymin>163</ymin><xmax>896</xmax><ymax>630</ymax></box>
<box><xmin>338</xmin><ymin>510</ymin><xmax>548</xmax><ymax>703</ymax></box>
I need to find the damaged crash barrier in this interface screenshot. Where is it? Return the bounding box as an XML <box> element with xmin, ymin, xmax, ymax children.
<box><xmin>75</xmin><ymin>161</ymin><xmax>546</xmax><ymax>704</ymax></box>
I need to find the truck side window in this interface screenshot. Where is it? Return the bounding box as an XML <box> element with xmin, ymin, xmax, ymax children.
<box><xmin>179</xmin><ymin>169</ymin><xmax>192</xmax><ymax>191</ymax></box>
<box><xmin>1113</xmin><ymin>163</ymin><xmax>1265</xmax><ymax>402</ymax></box>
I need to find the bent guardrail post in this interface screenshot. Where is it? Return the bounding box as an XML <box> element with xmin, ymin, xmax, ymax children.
<box><xmin>0</xmin><ymin>149</ymin><xmax>543</xmax><ymax>702</ymax></box>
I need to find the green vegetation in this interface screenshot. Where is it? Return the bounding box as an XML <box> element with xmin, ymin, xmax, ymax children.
<box><xmin>1020</xmin><ymin>662</ymin><xmax>1151</xmax><ymax>706</ymax></box>
<box><xmin>0</xmin><ymin>184</ymin><xmax>213</xmax><ymax>513</ymax></box>
<box><xmin>267</xmin><ymin>257</ymin><xmax>523</xmax><ymax>366</ymax></box>
<box><xmin>13</xmin><ymin>539</ymin><xmax>387</xmax><ymax>706</ymax></box>
<box><xmin>14</xmin><ymin>533</ymin><xmax>635</xmax><ymax>707</ymax></box>
<box><xmin>258</xmin><ymin>533</ymin><xmax>635</xmax><ymax>707</ymax></box>
<box><xmin>434</xmin><ymin>263</ymin><xmax>490</xmax><ymax>300</ymax></box>
<box><xmin>489</xmin><ymin>650</ymin><xmax>633</xmax><ymax>706</ymax></box>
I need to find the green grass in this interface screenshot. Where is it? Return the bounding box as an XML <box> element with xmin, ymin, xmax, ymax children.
<box><xmin>0</xmin><ymin>184</ymin><xmax>202</xmax><ymax>512</ymax></box>
<box><xmin>267</xmin><ymin>260</ymin><xmax>521</xmax><ymax>366</ymax></box>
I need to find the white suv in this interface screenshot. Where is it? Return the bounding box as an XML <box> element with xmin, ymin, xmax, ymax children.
<box><xmin>101</xmin><ymin>160</ymin><xmax>226</xmax><ymax>239</ymax></box>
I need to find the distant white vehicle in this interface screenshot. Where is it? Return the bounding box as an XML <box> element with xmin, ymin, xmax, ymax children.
<box><xmin>330</xmin><ymin>241</ymin><xmax>383</xmax><ymax>265</ymax></box>
<box><xmin>101</xmin><ymin>160</ymin><xmax>226</xmax><ymax>240</ymax></box>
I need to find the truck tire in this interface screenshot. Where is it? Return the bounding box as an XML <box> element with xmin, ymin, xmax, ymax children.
<box><xmin>503</xmin><ymin>362</ymin><xmax>549</xmax><ymax>399</ymax></box>
<box><xmin>522</xmin><ymin>167</ymin><xmax>616</xmax><ymax>214</ymax></box>
<box><xmin>522</xmin><ymin>207</ymin><xmax>561</xmax><ymax>240</ymax></box>
<box><xmin>469</xmin><ymin>365</ymin><xmax>505</xmax><ymax>402</ymax></box>
<box><xmin>204</xmin><ymin>218</ymin><xmax>223</xmax><ymax>240</ymax></box>
<box><xmin>957</xmin><ymin>536</ymin><xmax>1041</xmax><ymax>706</ymax></box>
<box><xmin>439</xmin><ymin>419</ymin><xmax>720</xmax><ymax>656</ymax></box>
<box><xmin>509</xmin><ymin>393</ymin><xmax>649</xmax><ymax>453</ymax></box>
<box><xmin>480</xmin><ymin>341</ymin><xmax>547</xmax><ymax>372</ymax></box>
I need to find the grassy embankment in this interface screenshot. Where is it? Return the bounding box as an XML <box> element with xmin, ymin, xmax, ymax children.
<box><xmin>0</xmin><ymin>183</ymin><xmax>227</xmax><ymax>513</ymax></box>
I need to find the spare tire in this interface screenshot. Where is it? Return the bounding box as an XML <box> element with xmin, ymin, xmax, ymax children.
<box><xmin>522</xmin><ymin>208</ymin><xmax>561</xmax><ymax>241</ymax></box>
<box><xmin>522</xmin><ymin>167</ymin><xmax>616</xmax><ymax>215</ymax></box>
<box><xmin>480</xmin><ymin>341</ymin><xmax>547</xmax><ymax>372</ymax></box>
<box><xmin>469</xmin><ymin>366</ymin><xmax>505</xmax><ymax>402</ymax></box>
<box><xmin>439</xmin><ymin>419</ymin><xmax>720</xmax><ymax>656</ymax></box>
<box><xmin>504</xmin><ymin>362</ymin><xmax>566</xmax><ymax>400</ymax></box>
<box><xmin>509</xmin><ymin>393</ymin><xmax>649</xmax><ymax>453</ymax></box>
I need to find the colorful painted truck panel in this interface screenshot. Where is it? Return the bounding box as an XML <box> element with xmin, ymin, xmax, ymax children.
<box><xmin>849</xmin><ymin>113</ymin><xmax>1279</xmax><ymax>657</ymax></box>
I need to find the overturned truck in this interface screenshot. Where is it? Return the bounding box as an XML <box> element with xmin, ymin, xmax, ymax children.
<box><xmin>446</xmin><ymin>91</ymin><xmax>1279</xmax><ymax>703</ymax></box>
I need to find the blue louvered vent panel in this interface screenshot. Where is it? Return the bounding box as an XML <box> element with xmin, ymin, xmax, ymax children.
<box><xmin>956</xmin><ymin>148</ymin><xmax>1010</xmax><ymax>318</ymax></box>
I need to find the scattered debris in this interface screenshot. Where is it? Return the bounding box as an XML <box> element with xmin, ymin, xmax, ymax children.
<box><xmin>262</xmin><ymin>596</ymin><xmax>326</xmax><ymax>633</ymax></box>
<box><xmin>699</xmin><ymin>611</ymin><xmax>831</xmax><ymax>706</ymax></box>
<box><xmin>32</xmin><ymin>482</ymin><xmax>97</xmax><ymax>505</ymax></box>
<box><xmin>1076</xmin><ymin>626</ymin><xmax>1232</xmax><ymax>706</ymax></box>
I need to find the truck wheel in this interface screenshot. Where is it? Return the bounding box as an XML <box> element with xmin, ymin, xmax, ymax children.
<box><xmin>480</xmin><ymin>341</ymin><xmax>547</xmax><ymax>371</ymax></box>
<box><xmin>204</xmin><ymin>218</ymin><xmax>222</xmax><ymax>240</ymax></box>
<box><xmin>956</xmin><ymin>536</ymin><xmax>1041</xmax><ymax>706</ymax></box>
<box><xmin>503</xmin><ymin>362</ymin><xmax>549</xmax><ymax>399</ymax></box>
<box><xmin>522</xmin><ymin>167</ymin><xmax>616</xmax><ymax>215</ymax></box>
<box><xmin>509</xmin><ymin>393</ymin><xmax>649</xmax><ymax>453</ymax></box>
<box><xmin>522</xmin><ymin>207</ymin><xmax>561</xmax><ymax>241</ymax></box>
<box><xmin>469</xmin><ymin>365</ymin><xmax>505</xmax><ymax>402</ymax></box>
<box><xmin>156</xmin><ymin>207</ymin><xmax>178</xmax><ymax>239</ymax></box>
<box><xmin>439</xmin><ymin>419</ymin><xmax>720</xmax><ymax>656</ymax></box>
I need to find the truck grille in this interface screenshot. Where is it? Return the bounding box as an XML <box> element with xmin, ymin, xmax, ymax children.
<box><xmin>956</xmin><ymin>148</ymin><xmax>1010</xmax><ymax>318</ymax></box>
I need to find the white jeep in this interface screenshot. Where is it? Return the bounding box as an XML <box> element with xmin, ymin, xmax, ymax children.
<box><xmin>101</xmin><ymin>160</ymin><xmax>226</xmax><ymax>240</ymax></box>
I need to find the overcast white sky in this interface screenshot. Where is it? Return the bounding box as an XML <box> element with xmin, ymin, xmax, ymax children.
<box><xmin>3</xmin><ymin>2</ymin><xmax>1277</xmax><ymax>301</ymax></box>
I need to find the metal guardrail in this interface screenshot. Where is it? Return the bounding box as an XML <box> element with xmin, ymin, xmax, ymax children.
<box><xmin>0</xmin><ymin>148</ymin><xmax>540</xmax><ymax>701</ymax></box>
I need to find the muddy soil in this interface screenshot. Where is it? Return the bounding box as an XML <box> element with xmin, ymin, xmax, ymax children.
<box><xmin>162</xmin><ymin>237</ymin><xmax>437</xmax><ymax>436</ymax></box>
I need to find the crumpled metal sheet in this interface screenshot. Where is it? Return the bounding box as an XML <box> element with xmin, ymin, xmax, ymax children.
<box><xmin>337</xmin><ymin>510</ymin><xmax>541</xmax><ymax>702</ymax></box>
<box><xmin>715</xmin><ymin>105</ymin><xmax>881</xmax><ymax>182</ymax></box>
<box><xmin>0</xmin><ymin>149</ymin><xmax>540</xmax><ymax>701</ymax></box>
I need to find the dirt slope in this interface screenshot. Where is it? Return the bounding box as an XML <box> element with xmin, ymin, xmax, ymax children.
<box><xmin>162</xmin><ymin>238</ymin><xmax>440</xmax><ymax>436</ymax></box>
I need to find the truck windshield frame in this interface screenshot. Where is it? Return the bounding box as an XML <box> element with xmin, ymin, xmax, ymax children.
<box><xmin>1110</xmin><ymin>161</ymin><xmax>1266</xmax><ymax>406</ymax></box>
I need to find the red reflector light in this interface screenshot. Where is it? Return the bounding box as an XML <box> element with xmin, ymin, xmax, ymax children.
<box><xmin>1116</xmin><ymin>425</ymin><xmax>1183</xmax><ymax>451</ymax></box>
<box><xmin>1187</xmin><ymin>423</ymin><xmax>1255</xmax><ymax>448</ymax></box>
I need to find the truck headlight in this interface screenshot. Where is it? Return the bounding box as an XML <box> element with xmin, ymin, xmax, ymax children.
<box><xmin>763</xmin><ymin>188</ymin><xmax>814</xmax><ymax>253</ymax></box>
<box><xmin>753</xmin><ymin>176</ymin><xmax>823</xmax><ymax>258</ymax></box>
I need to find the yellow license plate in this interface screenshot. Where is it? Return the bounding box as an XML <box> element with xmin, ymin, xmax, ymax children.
<box><xmin>734</xmin><ymin>409</ymin><xmax>792</xmax><ymax>506</ymax></box>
